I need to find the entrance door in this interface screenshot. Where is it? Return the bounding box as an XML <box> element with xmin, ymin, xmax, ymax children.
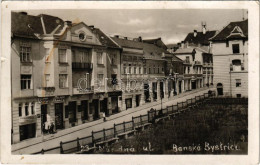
<box><xmin>192</xmin><ymin>81</ymin><xmax>196</xmax><ymax>89</ymax></box>
<box><xmin>179</xmin><ymin>81</ymin><xmax>182</xmax><ymax>93</ymax></box>
<box><xmin>125</xmin><ymin>98</ymin><xmax>132</xmax><ymax>110</ymax></box>
<box><xmin>136</xmin><ymin>95</ymin><xmax>140</xmax><ymax>107</ymax></box>
<box><xmin>41</xmin><ymin>104</ymin><xmax>47</xmax><ymax>132</ymax></box>
<box><xmin>144</xmin><ymin>83</ymin><xmax>150</xmax><ymax>102</ymax></box>
<box><xmin>160</xmin><ymin>82</ymin><xmax>164</xmax><ymax>98</ymax></box>
<box><xmin>93</xmin><ymin>100</ymin><xmax>99</xmax><ymax>120</ymax></box>
<box><xmin>217</xmin><ymin>83</ymin><xmax>223</xmax><ymax>95</ymax></box>
<box><xmin>55</xmin><ymin>103</ymin><xmax>64</xmax><ymax>130</ymax></box>
<box><xmin>101</xmin><ymin>98</ymin><xmax>108</xmax><ymax>115</ymax></box>
<box><xmin>111</xmin><ymin>97</ymin><xmax>119</xmax><ymax>113</ymax></box>
<box><xmin>81</xmin><ymin>100</ymin><xmax>88</xmax><ymax>120</ymax></box>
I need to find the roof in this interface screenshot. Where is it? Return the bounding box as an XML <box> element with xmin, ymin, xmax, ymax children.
<box><xmin>172</xmin><ymin>55</ymin><xmax>183</xmax><ymax>62</ymax></box>
<box><xmin>12</xmin><ymin>12</ymin><xmax>43</xmax><ymax>39</ymax></box>
<box><xmin>143</xmin><ymin>38</ymin><xmax>168</xmax><ymax>50</ymax></box>
<box><xmin>166</xmin><ymin>44</ymin><xmax>178</xmax><ymax>49</ymax></box>
<box><xmin>184</xmin><ymin>30</ymin><xmax>217</xmax><ymax>45</ymax></box>
<box><xmin>39</xmin><ymin>14</ymin><xmax>64</xmax><ymax>34</ymax></box>
<box><xmin>92</xmin><ymin>28</ymin><xmax>120</xmax><ymax>48</ymax></box>
<box><xmin>174</xmin><ymin>46</ymin><xmax>208</xmax><ymax>54</ymax></box>
<box><xmin>210</xmin><ymin>19</ymin><xmax>248</xmax><ymax>41</ymax></box>
<box><xmin>111</xmin><ymin>37</ymin><xmax>171</xmax><ymax>60</ymax></box>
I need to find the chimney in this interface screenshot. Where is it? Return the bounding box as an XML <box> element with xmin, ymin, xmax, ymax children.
<box><xmin>181</xmin><ymin>41</ymin><xmax>185</xmax><ymax>49</ymax></box>
<box><xmin>64</xmin><ymin>21</ymin><xmax>72</xmax><ymax>27</ymax></box>
<box><xmin>114</xmin><ymin>35</ymin><xmax>119</xmax><ymax>38</ymax></box>
<box><xmin>138</xmin><ymin>36</ymin><xmax>142</xmax><ymax>42</ymax></box>
<box><xmin>89</xmin><ymin>25</ymin><xmax>94</xmax><ymax>29</ymax></box>
<box><xmin>193</xmin><ymin>30</ymin><xmax>197</xmax><ymax>37</ymax></box>
<box><xmin>124</xmin><ymin>37</ymin><xmax>128</xmax><ymax>40</ymax></box>
<box><xmin>202</xmin><ymin>22</ymin><xmax>207</xmax><ymax>34</ymax></box>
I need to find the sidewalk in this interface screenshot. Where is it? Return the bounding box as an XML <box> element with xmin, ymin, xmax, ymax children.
<box><xmin>12</xmin><ymin>86</ymin><xmax>214</xmax><ymax>154</ymax></box>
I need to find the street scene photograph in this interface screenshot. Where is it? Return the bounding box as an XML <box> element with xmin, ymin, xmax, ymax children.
<box><xmin>10</xmin><ymin>8</ymin><xmax>249</xmax><ymax>155</ymax></box>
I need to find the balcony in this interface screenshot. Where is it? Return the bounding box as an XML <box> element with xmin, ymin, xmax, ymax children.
<box><xmin>203</xmin><ymin>63</ymin><xmax>213</xmax><ymax>68</ymax></box>
<box><xmin>72</xmin><ymin>62</ymin><xmax>93</xmax><ymax>70</ymax></box>
<box><xmin>73</xmin><ymin>87</ymin><xmax>93</xmax><ymax>95</ymax></box>
<box><xmin>183</xmin><ymin>59</ymin><xmax>191</xmax><ymax>65</ymax></box>
<box><xmin>37</xmin><ymin>87</ymin><xmax>55</xmax><ymax>97</ymax></box>
<box><xmin>194</xmin><ymin>61</ymin><xmax>202</xmax><ymax>66</ymax></box>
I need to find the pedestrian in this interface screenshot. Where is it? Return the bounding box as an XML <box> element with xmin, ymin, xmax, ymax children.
<box><xmin>49</xmin><ymin>122</ymin><xmax>54</xmax><ymax>134</ymax></box>
<box><xmin>44</xmin><ymin>121</ymin><xmax>49</xmax><ymax>134</ymax></box>
<box><xmin>103</xmin><ymin>112</ymin><xmax>106</xmax><ymax>122</ymax></box>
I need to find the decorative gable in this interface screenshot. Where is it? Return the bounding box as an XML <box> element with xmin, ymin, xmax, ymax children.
<box><xmin>226</xmin><ymin>26</ymin><xmax>246</xmax><ymax>39</ymax></box>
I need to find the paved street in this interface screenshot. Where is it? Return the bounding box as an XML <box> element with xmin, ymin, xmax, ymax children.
<box><xmin>12</xmin><ymin>87</ymin><xmax>214</xmax><ymax>154</ymax></box>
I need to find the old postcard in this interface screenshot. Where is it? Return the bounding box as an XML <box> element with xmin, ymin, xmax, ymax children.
<box><xmin>1</xmin><ymin>1</ymin><xmax>259</xmax><ymax>165</ymax></box>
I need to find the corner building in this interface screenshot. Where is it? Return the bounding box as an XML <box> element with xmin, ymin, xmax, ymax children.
<box><xmin>11</xmin><ymin>12</ymin><xmax>121</xmax><ymax>143</ymax></box>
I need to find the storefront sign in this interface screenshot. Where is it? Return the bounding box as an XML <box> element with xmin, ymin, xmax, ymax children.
<box><xmin>38</xmin><ymin>97</ymin><xmax>49</xmax><ymax>104</ymax></box>
<box><xmin>108</xmin><ymin>91</ymin><xmax>122</xmax><ymax>97</ymax></box>
<box><xmin>19</xmin><ymin>115</ymin><xmax>37</xmax><ymax>125</ymax></box>
<box><xmin>54</xmin><ymin>96</ymin><xmax>65</xmax><ymax>102</ymax></box>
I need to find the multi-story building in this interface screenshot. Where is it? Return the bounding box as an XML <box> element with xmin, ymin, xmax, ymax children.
<box><xmin>11</xmin><ymin>12</ymin><xmax>121</xmax><ymax>143</ymax></box>
<box><xmin>111</xmin><ymin>36</ymin><xmax>174</xmax><ymax>110</ymax></box>
<box><xmin>210</xmin><ymin>19</ymin><xmax>248</xmax><ymax>97</ymax></box>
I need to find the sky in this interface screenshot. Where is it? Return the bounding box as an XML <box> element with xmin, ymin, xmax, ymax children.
<box><xmin>26</xmin><ymin>9</ymin><xmax>247</xmax><ymax>45</ymax></box>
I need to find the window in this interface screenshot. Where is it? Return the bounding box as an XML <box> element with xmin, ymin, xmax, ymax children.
<box><xmin>128</xmin><ymin>64</ymin><xmax>132</xmax><ymax>74</ymax></box>
<box><xmin>144</xmin><ymin>67</ymin><xmax>147</xmax><ymax>74</ymax></box>
<box><xmin>31</xmin><ymin>102</ymin><xmax>34</xmax><ymax>115</ymax></box>
<box><xmin>139</xmin><ymin>67</ymin><xmax>142</xmax><ymax>74</ymax></box>
<box><xmin>153</xmin><ymin>65</ymin><xmax>156</xmax><ymax>74</ymax></box>
<box><xmin>97</xmin><ymin>74</ymin><xmax>104</xmax><ymax>85</ymax></box>
<box><xmin>79</xmin><ymin>32</ymin><xmax>86</xmax><ymax>41</ymax></box>
<box><xmin>236</xmin><ymin>79</ymin><xmax>241</xmax><ymax>87</ymax></box>
<box><xmin>97</xmin><ymin>52</ymin><xmax>103</xmax><ymax>64</ymax></box>
<box><xmin>45</xmin><ymin>48</ymin><xmax>50</xmax><ymax>62</ymax></box>
<box><xmin>149</xmin><ymin>67</ymin><xmax>151</xmax><ymax>74</ymax></box>
<box><xmin>20</xmin><ymin>46</ymin><xmax>31</xmax><ymax>62</ymax></box>
<box><xmin>232</xmin><ymin>60</ymin><xmax>242</xmax><ymax>71</ymax></box>
<box><xmin>123</xmin><ymin>65</ymin><xmax>127</xmax><ymax>74</ymax></box>
<box><xmin>58</xmin><ymin>49</ymin><xmax>67</xmax><ymax>63</ymax></box>
<box><xmin>162</xmin><ymin>67</ymin><xmax>164</xmax><ymax>73</ymax></box>
<box><xmin>45</xmin><ymin>74</ymin><xmax>50</xmax><ymax>87</ymax></box>
<box><xmin>134</xmin><ymin>67</ymin><xmax>137</xmax><ymax>74</ymax></box>
<box><xmin>25</xmin><ymin>103</ymin><xmax>29</xmax><ymax>116</ymax></box>
<box><xmin>237</xmin><ymin>94</ymin><xmax>241</xmax><ymax>98</ymax></box>
<box><xmin>80</xmin><ymin>51</ymin><xmax>89</xmax><ymax>63</ymax></box>
<box><xmin>72</xmin><ymin>50</ymin><xmax>76</xmax><ymax>62</ymax></box>
<box><xmin>59</xmin><ymin>74</ymin><xmax>68</xmax><ymax>88</ymax></box>
<box><xmin>21</xmin><ymin>75</ymin><xmax>32</xmax><ymax>90</ymax></box>
<box><xmin>232</xmin><ymin>44</ymin><xmax>240</xmax><ymax>54</ymax></box>
<box><xmin>19</xmin><ymin>104</ymin><xmax>22</xmax><ymax>117</ymax></box>
<box><xmin>226</xmin><ymin>40</ymin><xmax>229</xmax><ymax>47</ymax></box>
<box><xmin>111</xmin><ymin>54</ymin><xmax>116</xmax><ymax>65</ymax></box>
<box><xmin>185</xmin><ymin>56</ymin><xmax>190</xmax><ymax>63</ymax></box>
<box><xmin>188</xmin><ymin>67</ymin><xmax>190</xmax><ymax>74</ymax></box>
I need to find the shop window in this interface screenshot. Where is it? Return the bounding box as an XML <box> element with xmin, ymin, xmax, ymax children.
<box><xmin>21</xmin><ymin>75</ymin><xmax>32</xmax><ymax>90</ymax></box>
<box><xmin>97</xmin><ymin>52</ymin><xmax>103</xmax><ymax>64</ymax></box>
<box><xmin>31</xmin><ymin>102</ymin><xmax>34</xmax><ymax>115</ymax></box>
<box><xmin>19</xmin><ymin>104</ymin><xmax>22</xmax><ymax>117</ymax></box>
<box><xmin>58</xmin><ymin>49</ymin><xmax>67</xmax><ymax>63</ymax></box>
<box><xmin>236</xmin><ymin>79</ymin><xmax>241</xmax><ymax>87</ymax></box>
<box><xmin>232</xmin><ymin>44</ymin><xmax>240</xmax><ymax>54</ymax></box>
<box><xmin>59</xmin><ymin>74</ymin><xmax>68</xmax><ymax>88</ymax></box>
<box><xmin>65</xmin><ymin>105</ymin><xmax>69</xmax><ymax>118</ymax></box>
<box><xmin>20</xmin><ymin>45</ymin><xmax>31</xmax><ymax>62</ymax></box>
<box><xmin>19</xmin><ymin>123</ymin><xmax>36</xmax><ymax>141</ymax></box>
<box><xmin>25</xmin><ymin>103</ymin><xmax>29</xmax><ymax>116</ymax></box>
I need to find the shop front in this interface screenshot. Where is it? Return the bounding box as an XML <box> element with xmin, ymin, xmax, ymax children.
<box><xmin>19</xmin><ymin>115</ymin><xmax>37</xmax><ymax>141</ymax></box>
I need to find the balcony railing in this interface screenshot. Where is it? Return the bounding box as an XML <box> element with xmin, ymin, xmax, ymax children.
<box><xmin>183</xmin><ymin>59</ymin><xmax>191</xmax><ymax>65</ymax></box>
<box><xmin>194</xmin><ymin>61</ymin><xmax>202</xmax><ymax>65</ymax></box>
<box><xmin>203</xmin><ymin>63</ymin><xmax>213</xmax><ymax>67</ymax></box>
<box><xmin>72</xmin><ymin>62</ymin><xmax>93</xmax><ymax>70</ymax></box>
<box><xmin>37</xmin><ymin>87</ymin><xmax>55</xmax><ymax>97</ymax></box>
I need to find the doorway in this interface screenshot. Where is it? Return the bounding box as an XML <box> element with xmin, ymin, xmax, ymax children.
<box><xmin>81</xmin><ymin>100</ymin><xmax>88</xmax><ymax>120</ymax></box>
<box><xmin>217</xmin><ymin>83</ymin><xmax>223</xmax><ymax>95</ymax></box>
<box><xmin>179</xmin><ymin>81</ymin><xmax>182</xmax><ymax>93</ymax></box>
<box><xmin>100</xmin><ymin>98</ymin><xmax>108</xmax><ymax>115</ymax></box>
<box><xmin>41</xmin><ymin>104</ymin><xmax>47</xmax><ymax>132</ymax></box>
<box><xmin>160</xmin><ymin>82</ymin><xmax>164</xmax><ymax>98</ymax></box>
<box><xmin>55</xmin><ymin>103</ymin><xmax>64</xmax><ymax>130</ymax></box>
<box><xmin>144</xmin><ymin>83</ymin><xmax>150</xmax><ymax>102</ymax></box>
<box><xmin>93</xmin><ymin>99</ymin><xmax>99</xmax><ymax>120</ymax></box>
<box><xmin>192</xmin><ymin>81</ymin><xmax>196</xmax><ymax>89</ymax></box>
<box><xmin>136</xmin><ymin>95</ymin><xmax>140</xmax><ymax>107</ymax></box>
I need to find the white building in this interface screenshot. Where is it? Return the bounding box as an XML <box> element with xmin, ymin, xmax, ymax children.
<box><xmin>210</xmin><ymin>19</ymin><xmax>248</xmax><ymax>97</ymax></box>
